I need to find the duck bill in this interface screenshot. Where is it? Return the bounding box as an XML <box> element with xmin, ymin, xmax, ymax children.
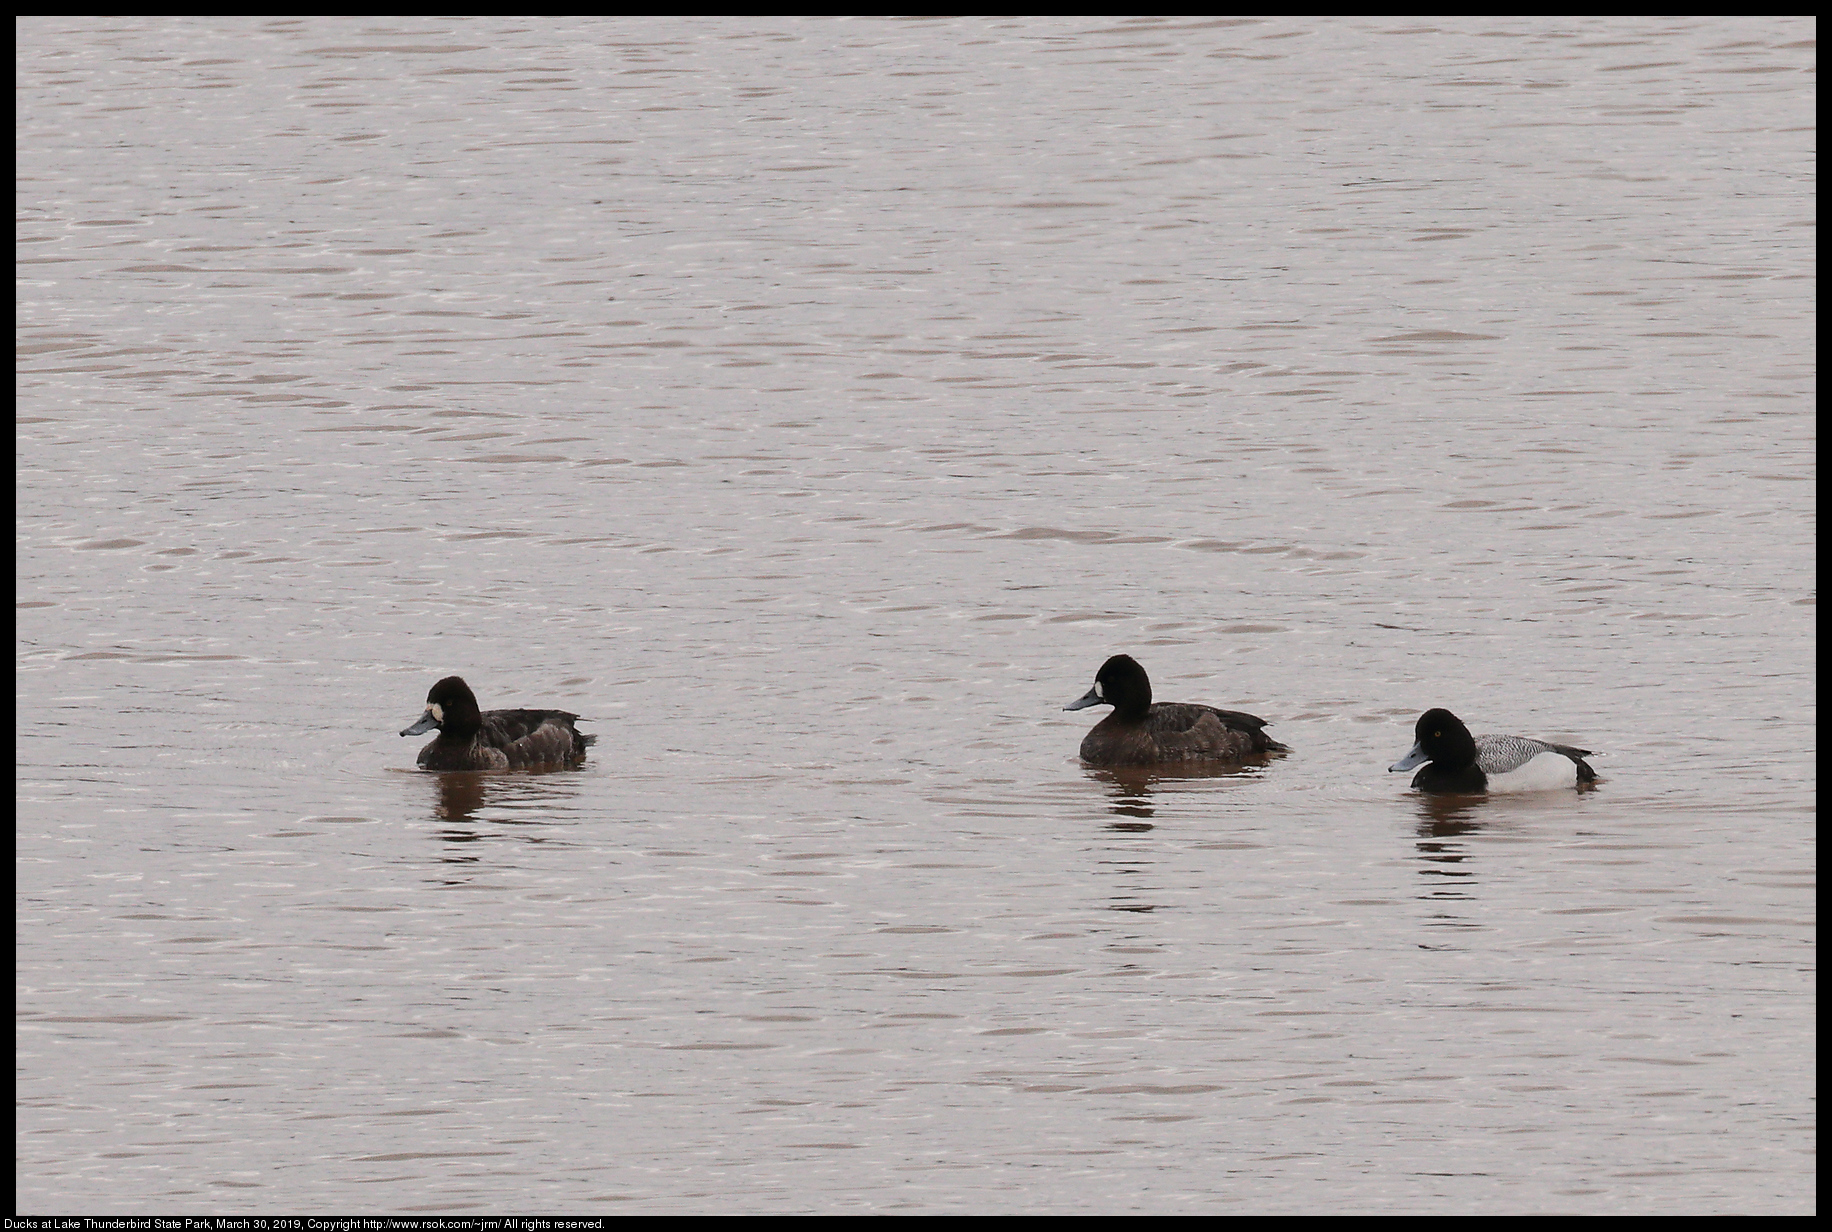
<box><xmin>1389</xmin><ymin>742</ymin><xmax>1428</xmax><ymax>773</ymax></box>
<box><xmin>1064</xmin><ymin>685</ymin><xmax>1106</xmax><ymax>712</ymax></box>
<box><xmin>401</xmin><ymin>710</ymin><xmax>439</xmax><ymax>737</ymax></box>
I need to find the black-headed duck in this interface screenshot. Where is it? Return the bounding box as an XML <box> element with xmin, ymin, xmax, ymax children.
<box><xmin>1390</xmin><ymin>707</ymin><xmax>1597</xmax><ymax>793</ymax></box>
<box><xmin>1065</xmin><ymin>654</ymin><xmax>1286</xmax><ymax>766</ymax></box>
<box><xmin>401</xmin><ymin>676</ymin><xmax>595</xmax><ymax>771</ymax></box>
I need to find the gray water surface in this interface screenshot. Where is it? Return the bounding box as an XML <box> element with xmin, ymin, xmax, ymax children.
<box><xmin>17</xmin><ymin>15</ymin><xmax>1815</xmax><ymax>1214</ymax></box>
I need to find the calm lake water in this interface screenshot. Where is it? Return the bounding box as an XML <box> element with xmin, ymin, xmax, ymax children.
<box><xmin>16</xmin><ymin>15</ymin><xmax>1814</xmax><ymax>1215</ymax></box>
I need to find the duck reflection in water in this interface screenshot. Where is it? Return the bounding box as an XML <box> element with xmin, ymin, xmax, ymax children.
<box><xmin>414</xmin><ymin>762</ymin><xmax>592</xmax><ymax>831</ymax></box>
<box><xmin>1411</xmin><ymin>791</ymin><xmax>1488</xmax><ymax>837</ymax></box>
<box><xmin>433</xmin><ymin>772</ymin><xmax>489</xmax><ymax>823</ymax></box>
<box><xmin>1091</xmin><ymin>766</ymin><xmax>1159</xmax><ymax>830</ymax></box>
<box><xmin>1084</xmin><ymin>761</ymin><xmax>1264</xmax><ymax>832</ymax></box>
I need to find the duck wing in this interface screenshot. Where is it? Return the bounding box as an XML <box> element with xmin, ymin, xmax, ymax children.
<box><xmin>1149</xmin><ymin>703</ymin><xmax>1287</xmax><ymax>755</ymax></box>
<box><xmin>1475</xmin><ymin>734</ymin><xmax>1595</xmax><ymax>776</ymax></box>
<box><xmin>480</xmin><ymin>709</ymin><xmax>590</xmax><ymax>766</ymax></box>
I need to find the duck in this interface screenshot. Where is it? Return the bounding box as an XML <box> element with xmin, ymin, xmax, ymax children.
<box><xmin>1065</xmin><ymin>654</ymin><xmax>1287</xmax><ymax>766</ymax></box>
<box><xmin>1389</xmin><ymin>707</ymin><xmax>1597</xmax><ymax>793</ymax></box>
<box><xmin>400</xmin><ymin>676</ymin><xmax>595</xmax><ymax>771</ymax></box>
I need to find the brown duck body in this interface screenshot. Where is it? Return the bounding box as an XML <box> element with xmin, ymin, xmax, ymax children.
<box><xmin>1078</xmin><ymin>701</ymin><xmax>1282</xmax><ymax>766</ymax></box>
<box><xmin>403</xmin><ymin>677</ymin><xmax>595</xmax><ymax>771</ymax></box>
<box><xmin>1067</xmin><ymin>654</ymin><xmax>1286</xmax><ymax>767</ymax></box>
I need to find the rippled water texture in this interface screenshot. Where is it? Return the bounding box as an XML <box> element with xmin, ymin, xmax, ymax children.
<box><xmin>16</xmin><ymin>15</ymin><xmax>1814</xmax><ymax>1214</ymax></box>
